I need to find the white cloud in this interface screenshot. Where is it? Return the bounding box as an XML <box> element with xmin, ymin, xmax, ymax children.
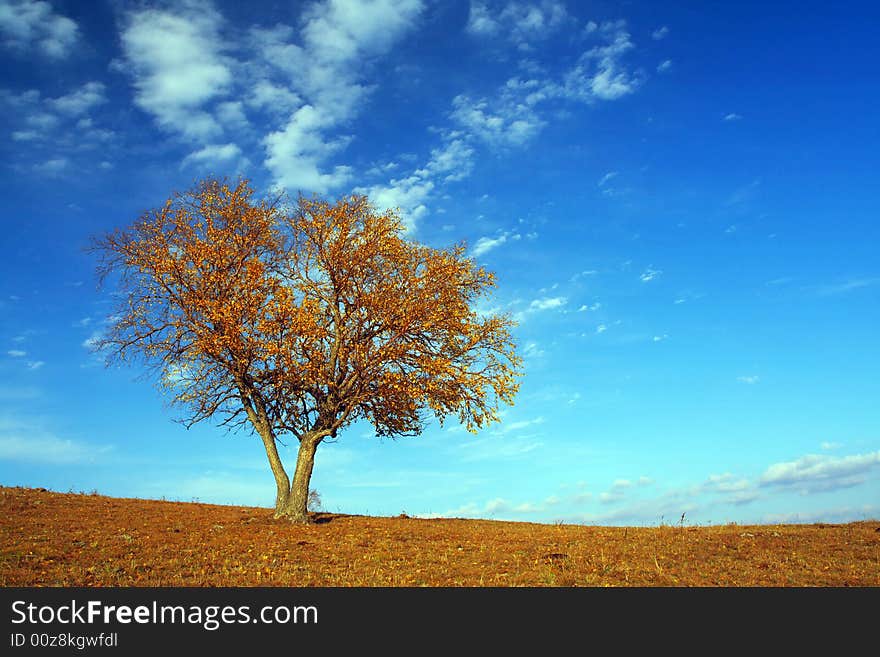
<box><xmin>450</xmin><ymin>93</ymin><xmax>545</xmax><ymax>147</ymax></box>
<box><xmin>652</xmin><ymin>334</ymin><xmax>668</xmax><ymax>342</ymax></box>
<box><xmin>419</xmin><ymin>138</ymin><xmax>475</xmax><ymax>183</ymax></box>
<box><xmin>26</xmin><ymin>360</ymin><xmax>44</xmax><ymax>370</ymax></box>
<box><xmin>119</xmin><ymin>1</ymin><xmax>232</xmax><ymax>141</ymax></box>
<box><xmin>595</xmin><ymin>323</ymin><xmax>607</xmax><ymax>334</ymax></box>
<box><xmin>215</xmin><ymin>100</ymin><xmax>248</xmax><ymax>131</ymax></box>
<box><xmin>33</xmin><ymin>157</ymin><xmax>69</xmax><ymax>176</ymax></box>
<box><xmin>181</xmin><ymin>142</ymin><xmax>245</xmax><ymax>170</ymax></box>
<box><xmin>737</xmin><ymin>375</ymin><xmax>760</xmax><ymax>384</ymax></box>
<box><xmin>2</xmin><ymin>83</ymin><xmax>110</xmax><ymax>147</ymax></box>
<box><xmin>452</xmin><ymin>21</ymin><xmax>641</xmax><ymax>148</ymax></box>
<box><xmin>471</xmin><ymin>230</ymin><xmax>521</xmax><ymax>257</ymax></box>
<box><xmin>428</xmin><ymin>492</ymin><xmax>561</xmax><ymax>519</ymax></box>
<box><xmin>0</xmin><ymin>0</ymin><xmax>79</xmax><ymax>58</ymax></box>
<box><xmin>465</xmin><ymin>1</ymin><xmax>569</xmax><ymax>47</ymax></box>
<box><xmin>465</xmin><ymin>1</ymin><xmax>497</xmax><ymax>36</ymax></box>
<box><xmin>597</xmin><ymin>171</ymin><xmax>618</xmax><ymax>187</ymax></box>
<box><xmin>528</xmin><ymin>296</ymin><xmax>566</xmax><ymax>312</ymax></box>
<box><xmin>652</xmin><ymin>26</ymin><xmax>669</xmax><ymax>40</ymax></box>
<box><xmin>570</xmin><ymin>270</ymin><xmax>598</xmax><ymax>282</ymax></box>
<box><xmin>522</xmin><ymin>341</ymin><xmax>544</xmax><ymax>358</ymax></box>
<box><xmin>571</xmin><ymin>21</ymin><xmax>642</xmax><ymax>101</ymax></box>
<box><xmin>358</xmin><ymin>175</ymin><xmax>431</xmax><ymax>231</ymax></box>
<box><xmin>82</xmin><ymin>332</ymin><xmax>102</xmax><ymax>350</ymax></box>
<box><xmin>701</xmin><ymin>473</ymin><xmax>752</xmax><ymax>494</ymax></box>
<box><xmin>760</xmin><ymin>451</ymin><xmax>880</xmax><ymax>494</ymax></box>
<box><xmin>264</xmin><ymin>105</ymin><xmax>354</xmax><ymax>192</ymax></box>
<box><xmin>7</xmin><ymin>349</ymin><xmax>26</xmax><ymax>357</ymax></box>
<box><xmin>51</xmin><ymin>81</ymin><xmax>106</xmax><ymax>116</ymax></box>
<box><xmin>247</xmin><ymin>79</ymin><xmax>301</xmax><ymax>117</ymax></box>
<box><xmin>258</xmin><ymin>0</ymin><xmax>424</xmax><ymax>193</ymax></box>
<box><xmin>656</xmin><ymin>59</ymin><xmax>672</xmax><ymax>73</ymax></box>
<box><xmin>639</xmin><ymin>267</ymin><xmax>662</xmax><ymax>282</ymax></box>
<box><xmin>359</xmin><ymin>139</ymin><xmax>474</xmax><ymax>231</ymax></box>
<box><xmin>821</xmin><ymin>442</ymin><xmax>842</xmax><ymax>451</ymax></box>
<box><xmin>723</xmin><ymin>112</ymin><xmax>742</xmax><ymax>121</ymax></box>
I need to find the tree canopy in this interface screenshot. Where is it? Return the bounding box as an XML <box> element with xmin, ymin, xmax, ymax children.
<box><xmin>92</xmin><ymin>178</ymin><xmax>521</xmax><ymax>522</ymax></box>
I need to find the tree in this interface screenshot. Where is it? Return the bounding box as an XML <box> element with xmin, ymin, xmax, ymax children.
<box><xmin>91</xmin><ymin>178</ymin><xmax>521</xmax><ymax>523</ymax></box>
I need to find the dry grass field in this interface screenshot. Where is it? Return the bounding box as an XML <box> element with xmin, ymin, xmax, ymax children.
<box><xmin>2</xmin><ymin>486</ymin><xmax>878</xmax><ymax>587</ymax></box>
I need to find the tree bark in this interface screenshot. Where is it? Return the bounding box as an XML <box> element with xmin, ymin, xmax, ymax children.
<box><xmin>255</xmin><ymin>425</ymin><xmax>291</xmax><ymax>517</ymax></box>
<box><xmin>278</xmin><ymin>435</ymin><xmax>320</xmax><ymax>523</ymax></box>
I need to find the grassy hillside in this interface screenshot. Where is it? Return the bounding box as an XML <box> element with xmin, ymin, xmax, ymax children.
<box><xmin>2</xmin><ymin>486</ymin><xmax>878</xmax><ymax>586</ymax></box>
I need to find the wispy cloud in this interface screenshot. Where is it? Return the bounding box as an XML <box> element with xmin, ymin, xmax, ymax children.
<box><xmin>639</xmin><ymin>267</ymin><xmax>662</xmax><ymax>282</ymax></box>
<box><xmin>737</xmin><ymin>375</ymin><xmax>760</xmax><ymax>384</ymax></box>
<box><xmin>527</xmin><ymin>296</ymin><xmax>567</xmax><ymax>312</ymax></box>
<box><xmin>597</xmin><ymin>170</ymin><xmax>618</xmax><ymax>187</ymax></box>
<box><xmin>762</xmin><ymin>505</ymin><xmax>880</xmax><ymax>525</ymax></box>
<box><xmin>651</xmin><ymin>25</ymin><xmax>669</xmax><ymax>41</ymax></box>
<box><xmin>450</xmin><ymin>92</ymin><xmax>546</xmax><ymax>147</ymax></box>
<box><xmin>452</xmin><ymin>19</ymin><xmax>642</xmax><ymax>149</ymax></box>
<box><xmin>570</xmin><ymin>270</ymin><xmax>598</xmax><ymax>282</ymax></box>
<box><xmin>459</xmin><ymin>434</ymin><xmax>545</xmax><ymax>462</ymax></box>
<box><xmin>257</xmin><ymin>0</ymin><xmax>425</xmax><ymax>192</ymax></box>
<box><xmin>656</xmin><ymin>59</ymin><xmax>672</xmax><ymax>73</ymax></box>
<box><xmin>138</xmin><ymin>471</ymin><xmax>271</xmax><ymax>507</ymax></box>
<box><xmin>575</xmin><ymin>20</ymin><xmax>643</xmax><ymax>100</ymax></box>
<box><xmin>1</xmin><ymin>82</ymin><xmax>111</xmax><ymax>156</ymax></box>
<box><xmin>725</xmin><ymin>178</ymin><xmax>760</xmax><ymax>207</ymax></box>
<box><xmin>701</xmin><ymin>473</ymin><xmax>753</xmax><ymax>494</ymax></box>
<box><xmin>598</xmin><ymin>476</ymin><xmax>653</xmax><ymax>504</ymax></box>
<box><xmin>0</xmin><ymin>417</ymin><xmax>113</xmax><ymax>465</ymax></box>
<box><xmin>723</xmin><ymin>112</ymin><xmax>742</xmax><ymax>121</ymax></box>
<box><xmin>500</xmin><ymin>416</ymin><xmax>545</xmax><ymax>434</ymax></box>
<box><xmin>522</xmin><ymin>341</ymin><xmax>544</xmax><ymax>359</ymax></box>
<box><xmin>359</xmin><ymin>139</ymin><xmax>475</xmax><ymax>232</ymax></box>
<box><xmin>815</xmin><ymin>277</ymin><xmax>880</xmax><ymax>296</ymax></box>
<box><xmin>354</xmin><ymin>12</ymin><xmax>639</xmax><ymax>229</ymax></box>
<box><xmin>470</xmin><ymin>230</ymin><xmax>521</xmax><ymax>257</ymax></box>
<box><xmin>426</xmin><ymin>492</ymin><xmax>560</xmax><ymax>519</ymax></box>
<box><xmin>465</xmin><ymin>0</ymin><xmax>570</xmax><ymax>49</ymax></box>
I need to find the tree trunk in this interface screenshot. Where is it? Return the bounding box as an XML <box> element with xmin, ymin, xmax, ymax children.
<box><xmin>278</xmin><ymin>435</ymin><xmax>320</xmax><ymax>524</ymax></box>
<box><xmin>255</xmin><ymin>425</ymin><xmax>290</xmax><ymax>517</ymax></box>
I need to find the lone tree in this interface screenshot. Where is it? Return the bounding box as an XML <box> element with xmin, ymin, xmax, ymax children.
<box><xmin>91</xmin><ymin>178</ymin><xmax>521</xmax><ymax>523</ymax></box>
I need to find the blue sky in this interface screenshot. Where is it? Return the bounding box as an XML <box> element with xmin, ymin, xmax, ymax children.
<box><xmin>1</xmin><ymin>0</ymin><xmax>878</xmax><ymax>526</ymax></box>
